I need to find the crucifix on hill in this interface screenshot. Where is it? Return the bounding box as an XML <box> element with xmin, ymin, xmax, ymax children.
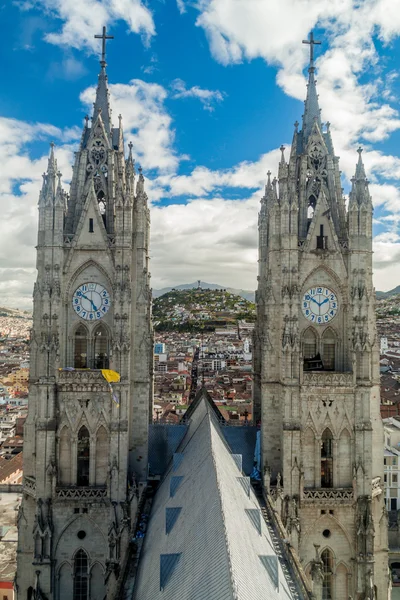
<box><xmin>302</xmin><ymin>31</ymin><xmax>321</xmax><ymax>69</ymax></box>
<box><xmin>95</xmin><ymin>26</ymin><xmax>114</xmax><ymax>64</ymax></box>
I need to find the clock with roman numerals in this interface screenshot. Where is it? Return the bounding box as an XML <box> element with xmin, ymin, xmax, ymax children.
<box><xmin>301</xmin><ymin>286</ymin><xmax>338</xmax><ymax>325</ymax></box>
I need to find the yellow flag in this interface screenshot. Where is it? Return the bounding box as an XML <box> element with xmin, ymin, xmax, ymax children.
<box><xmin>101</xmin><ymin>369</ymin><xmax>120</xmax><ymax>383</ymax></box>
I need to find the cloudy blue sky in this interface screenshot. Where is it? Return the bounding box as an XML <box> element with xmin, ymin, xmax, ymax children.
<box><xmin>1</xmin><ymin>0</ymin><xmax>400</xmax><ymax>309</ymax></box>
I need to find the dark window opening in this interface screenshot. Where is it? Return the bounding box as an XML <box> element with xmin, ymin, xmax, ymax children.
<box><xmin>322</xmin><ymin>330</ymin><xmax>336</xmax><ymax>371</ymax></box>
<box><xmin>73</xmin><ymin>549</ymin><xmax>89</xmax><ymax>600</ymax></box>
<box><xmin>77</xmin><ymin>427</ymin><xmax>90</xmax><ymax>486</ymax></box>
<box><xmin>94</xmin><ymin>325</ymin><xmax>109</xmax><ymax>369</ymax></box>
<box><xmin>391</xmin><ymin>498</ymin><xmax>397</xmax><ymax>511</ymax></box>
<box><xmin>74</xmin><ymin>325</ymin><xmax>88</xmax><ymax>368</ymax></box>
<box><xmin>89</xmin><ymin>218</ymin><xmax>94</xmax><ymax>233</ymax></box>
<box><xmin>321</xmin><ymin>549</ymin><xmax>333</xmax><ymax>599</ymax></box>
<box><xmin>317</xmin><ymin>224</ymin><xmax>328</xmax><ymax>249</ymax></box>
<box><xmin>321</xmin><ymin>430</ymin><xmax>333</xmax><ymax>488</ymax></box>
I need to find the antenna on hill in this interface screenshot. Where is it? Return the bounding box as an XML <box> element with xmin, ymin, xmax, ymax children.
<box><xmin>197</xmin><ymin>280</ymin><xmax>201</xmax><ymax>290</ymax></box>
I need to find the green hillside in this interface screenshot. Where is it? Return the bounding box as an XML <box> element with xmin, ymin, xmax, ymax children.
<box><xmin>153</xmin><ymin>288</ymin><xmax>255</xmax><ymax>331</ymax></box>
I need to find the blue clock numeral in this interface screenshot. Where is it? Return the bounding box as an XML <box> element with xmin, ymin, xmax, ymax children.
<box><xmin>104</xmin><ymin>299</ymin><xmax>109</xmax><ymax>305</ymax></box>
<box><xmin>81</xmin><ymin>311</ymin><xmax>86</xmax><ymax>318</ymax></box>
<box><xmin>311</xmin><ymin>315</ymin><xmax>315</xmax><ymax>321</ymax></box>
<box><xmin>330</xmin><ymin>310</ymin><xmax>334</xmax><ymax>316</ymax></box>
<box><xmin>74</xmin><ymin>298</ymin><xmax>79</xmax><ymax>304</ymax></box>
<box><xmin>325</xmin><ymin>315</ymin><xmax>329</xmax><ymax>321</ymax></box>
<box><xmin>331</xmin><ymin>302</ymin><xmax>336</xmax><ymax>308</ymax></box>
<box><xmin>97</xmin><ymin>311</ymin><xmax>101</xmax><ymax>318</ymax></box>
<box><xmin>317</xmin><ymin>287</ymin><xmax>322</xmax><ymax>293</ymax></box>
<box><xmin>76</xmin><ymin>306</ymin><xmax>81</xmax><ymax>312</ymax></box>
<box><xmin>330</xmin><ymin>294</ymin><xmax>334</xmax><ymax>300</ymax></box>
<box><xmin>89</xmin><ymin>313</ymin><xmax>94</xmax><ymax>320</ymax></box>
<box><xmin>102</xmin><ymin>306</ymin><xmax>107</xmax><ymax>313</ymax></box>
<box><xmin>305</xmin><ymin>310</ymin><xmax>310</xmax><ymax>316</ymax></box>
<box><xmin>317</xmin><ymin>317</ymin><xmax>322</xmax><ymax>323</ymax></box>
<box><xmin>305</xmin><ymin>295</ymin><xmax>310</xmax><ymax>300</ymax></box>
<box><xmin>102</xmin><ymin>291</ymin><xmax>107</xmax><ymax>297</ymax></box>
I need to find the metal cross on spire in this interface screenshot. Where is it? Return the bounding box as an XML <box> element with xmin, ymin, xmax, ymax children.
<box><xmin>302</xmin><ymin>31</ymin><xmax>321</xmax><ymax>70</ymax></box>
<box><xmin>95</xmin><ymin>26</ymin><xmax>114</xmax><ymax>65</ymax></box>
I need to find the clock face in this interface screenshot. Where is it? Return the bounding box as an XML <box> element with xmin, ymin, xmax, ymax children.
<box><xmin>302</xmin><ymin>286</ymin><xmax>338</xmax><ymax>325</ymax></box>
<box><xmin>72</xmin><ymin>282</ymin><xmax>111</xmax><ymax>321</ymax></box>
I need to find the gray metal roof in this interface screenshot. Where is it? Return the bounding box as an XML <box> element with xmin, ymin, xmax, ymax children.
<box><xmin>131</xmin><ymin>391</ymin><xmax>303</xmax><ymax>600</ymax></box>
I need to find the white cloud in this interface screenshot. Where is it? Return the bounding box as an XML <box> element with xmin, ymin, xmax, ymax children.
<box><xmin>171</xmin><ymin>78</ymin><xmax>225</xmax><ymax>111</ymax></box>
<box><xmin>176</xmin><ymin>0</ymin><xmax>186</xmax><ymax>14</ymax></box>
<box><xmin>18</xmin><ymin>0</ymin><xmax>155</xmax><ymax>50</ymax></box>
<box><xmin>150</xmin><ymin>194</ymin><xmax>259</xmax><ymax>291</ymax></box>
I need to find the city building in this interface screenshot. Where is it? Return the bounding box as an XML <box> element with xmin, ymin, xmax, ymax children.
<box><xmin>253</xmin><ymin>34</ymin><xmax>388</xmax><ymax>598</ymax></box>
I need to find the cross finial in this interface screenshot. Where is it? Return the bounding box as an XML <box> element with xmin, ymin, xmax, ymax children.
<box><xmin>302</xmin><ymin>31</ymin><xmax>321</xmax><ymax>70</ymax></box>
<box><xmin>95</xmin><ymin>26</ymin><xmax>114</xmax><ymax>66</ymax></box>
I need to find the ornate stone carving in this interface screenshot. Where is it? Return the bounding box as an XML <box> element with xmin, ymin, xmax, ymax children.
<box><xmin>23</xmin><ymin>475</ymin><xmax>36</xmax><ymax>498</ymax></box>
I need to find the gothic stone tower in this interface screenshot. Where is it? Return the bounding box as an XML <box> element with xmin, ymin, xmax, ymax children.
<box><xmin>16</xmin><ymin>44</ymin><xmax>153</xmax><ymax>599</ymax></box>
<box><xmin>254</xmin><ymin>38</ymin><xmax>389</xmax><ymax>599</ymax></box>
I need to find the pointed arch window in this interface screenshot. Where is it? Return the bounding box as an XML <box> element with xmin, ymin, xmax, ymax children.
<box><xmin>77</xmin><ymin>427</ymin><xmax>90</xmax><ymax>486</ymax></box>
<box><xmin>73</xmin><ymin>549</ymin><xmax>89</xmax><ymax>600</ymax></box>
<box><xmin>321</xmin><ymin>549</ymin><xmax>333</xmax><ymax>599</ymax></box>
<box><xmin>74</xmin><ymin>325</ymin><xmax>88</xmax><ymax>368</ymax></box>
<box><xmin>303</xmin><ymin>328</ymin><xmax>321</xmax><ymax>371</ymax></box>
<box><xmin>322</xmin><ymin>329</ymin><xmax>336</xmax><ymax>371</ymax></box>
<box><xmin>94</xmin><ymin>325</ymin><xmax>109</xmax><ymax>369</ymax></box>
<box><xmin>321</xmin><ymin>429</ymin><xmax>333</xmax><ymax>488</ymax></box>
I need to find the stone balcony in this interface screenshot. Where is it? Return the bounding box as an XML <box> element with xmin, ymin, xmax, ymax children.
<box><xmin>301</xmin><ymin>371</ymin><xmax>354</xmax><ymax>387</ymax></box>
<box><xmin>23</xmin><ymin>475</ymin><xmax>36</xmax><ymax>498</ymax></box>
<box><xmin>302</xmin><ymin>487</ymin><xmax>354</xmax><ymax>504</ymax></box>
<box><xmin>57</xmin><ymin>369</ymin><xmax>111</xmax><ymax>393</ymax></box>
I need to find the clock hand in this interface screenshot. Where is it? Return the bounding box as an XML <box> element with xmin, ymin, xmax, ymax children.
<box><xmin>320</xmin><ymin>297</ymin><xmax>329</xmax><ymax>306</ymax></box>
<box><xmin>80</xmin><ymin>293</ymin><xmax>98</xmax><ymax>311</ymax></box>
<box><xmin>310</xmin><ymin>297</ymin><xmax>319</xmax><ymax>306</ymax></box>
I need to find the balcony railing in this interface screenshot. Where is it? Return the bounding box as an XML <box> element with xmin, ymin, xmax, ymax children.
<box><xmin>302</xmin><ymin>488</ymin><xmax>354</xmax><ymax>503</ymax></box>
<box><xmin>23</xmin><ymin>475</ymin><xmax>36</xmax><ymax>498</ymax></box>
<box><xmin>302</xmin><ymin>371</ymin><xmax>354</xmax><ymax>387</ymax></box>
<box><xmin>57</xmin><ymin>369</ymin><xmax>111</xmax><ymax>392</ymax></box>
<box><xmin>55</xmin><ymin>486</ymin><xmax>107</xmax><ymax>500</ymax></box>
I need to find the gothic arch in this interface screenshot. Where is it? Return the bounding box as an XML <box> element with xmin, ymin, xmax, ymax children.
<box><xmin>64</xmin><ymin>259</ymin><xmax>112</xmax><ymax>301</ymax></box>
<box><xmin>57</xmin><ymin>561</ymin><xmax>73</xmax><ymax>600</ymax></box>
<box><xmin>301</xmin><ymin>513</ymin><xmax>354</xmax><ymax>555</ymax></box>
<box><xmin>55</xmin><ymin>515</ymin><xmax>106</xmax><ymax>558</ymax></box>
<box><xmin>302</xmin><ymin>265</ymin><xmax>345</xmax><ymax>299</ymax></box>
<box><xmin>77</xmin><ymin>426</ymin><xmax>90</xmax><ymax>486</ymax></box>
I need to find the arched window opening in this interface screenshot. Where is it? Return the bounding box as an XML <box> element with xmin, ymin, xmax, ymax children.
<box><xmin>95</xmin><ymin>426</ymin><xmax>109</xmax><ymax>485</ymax></box>
<box><xmin>322</xmin><ymin>329</ymin><xmax>336</xmax><ymax>371</ymax></box>
<box><xmin>321</xmin><ymin>429</ymin><xmax>333</xmax><ymax>488</ymax></box>
<box><xmin>303</xmin><ymin>428</ymin><xmax>315</xmax><ymax>488</ymax></box>
<box><xmin>321</xmin><ymin>549</ymin><xmax>333</xmax><ymax>599</ymax></box>
<box><xmin>27</xmin><ymin>587</ymin><xmax>34</xmax><ymax>600</ymax></box>
<box><xmin>303</xmin><ymin>329</ymin><xmax>322</xmax><ymax>371</ymax></box>
<box><xmin>97</xmin><ymin>190</ymin><xmax>107</xmax><ymax>228</ymax></box>
<box><xmin>73</xmin><ymin>549</ymin><xmax>89</xmax><ymax>600</ymax></box>
<box><xmin>77</xmin><ymin>427</ymin><xmax>90</xmax><ymax>486</ymax></box>
<box><xmin>74</xmin><ymin>325</ymin><xmax>88</xmax><ymax>369</ymax></box>
<box><xmin>94</xmin><ymin>325</ymin><xmax>109</xmax><ymax>369</ymax></box>
<box><xmin>307</xmin><ymin>204</ymin><xmax>315</xmax><ymax>219</ymax></box>
<box><xmin>338</xmin><ymin>429</ymin><xmax>352</xmax><ymax>487</ymax></box>
<box><xmin>59</xmin><ymin>426</ymin><xmax>71</xmax><ymax>485</ymax></box>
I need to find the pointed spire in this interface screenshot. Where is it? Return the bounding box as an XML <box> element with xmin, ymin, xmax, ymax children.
<box><xmin>355</xmin><ymin>147</ymin><xmax>367</xmax><ymax>180</ymax></box>
<box><xmin>136</xmin><ymin>166</ymin><xmax>145</xmax><ymax>195</ymax></box>
<box><xmin>93</xmin><ymin>64</ymin><xmax>112</xmax><ymax>135</ymax></box>
<box><xmin>47</xmin><ymin>142</ymin><xmax>56</xmax><ymax>173</ymax></box>
<box><xmin>301</xmin><ymin>32</ymin><xmax>322</xmax><ymax>142</ymax></box>
<box><xmin>280</xmin><ymin>145</ymin><xmax>286</xmax><ymax>164</ymax></box>
<box><xmin>118</xmin><ymin>114</ymin><xmax>124</xmax><ymax>152</ymax></box>
<box><xmin>126</xmin><ymin>141</ymin><xmax>135</xmax><ymax>175</ymax></box>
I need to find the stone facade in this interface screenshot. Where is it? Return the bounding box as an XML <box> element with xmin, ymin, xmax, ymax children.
<box><xmin>254</xmin><ymin>57</ymin><xmax>389</xmax><ymax>598</ymax></box>
<box><xmin>16</xmin><ymin>58</ymin><xmax>153</xmax><ymax>599</ymax></box>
